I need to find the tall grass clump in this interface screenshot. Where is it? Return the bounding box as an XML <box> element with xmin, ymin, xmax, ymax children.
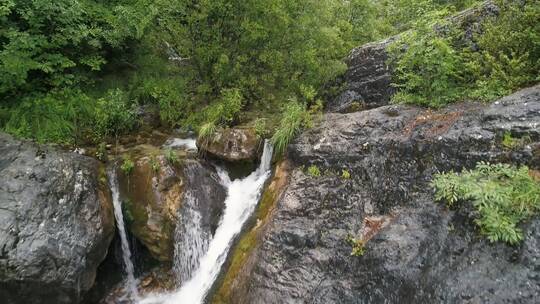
<box><xmin>271</xmin><ymin>102</ymin><xmax>311</xmax><ymax>155</ymax></box>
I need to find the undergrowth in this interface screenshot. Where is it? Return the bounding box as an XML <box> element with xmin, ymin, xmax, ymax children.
<box><xmin>389</xmin><ymin>0</ymin><xmax>540</xmax><ymax>107</ymax></box>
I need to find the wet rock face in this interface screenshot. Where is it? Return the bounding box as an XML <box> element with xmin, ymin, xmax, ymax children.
<box><xmin>327</xmin><ymin>37</ymin><xmax>396</xmax><ymax>113</ymax></box>
<box><xmin>197</xmin><ymin>128</ymin><xmax>262</xmax><ymax>162</ymax></box>
<box><xmin>118</xmin><ymin>154</ymin><xmax>183</xmax><ymax>262</ymax></box>
<box><xmin>234</xmin><ymin>85</ymin><xmax>540</xmax><ymax>303</ymax></box>
<box><xmin>0</xmin><ymin>133</ymin><xmax>115</xmax><ymax>304</ymax></box>
<box><xmin>119</xmin><ymin>153</ymin><xmax>225</xmax><ymax>262</ymax></box>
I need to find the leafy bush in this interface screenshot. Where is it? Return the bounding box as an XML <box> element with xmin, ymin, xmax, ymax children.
<box><xmin>342</xmin><ymin>169</ymin><xmax>352</xmax><ymax>179</ymax></box>
<box><xmin>389</xmin><ymin>19</ymin><xmax>467</xmax><ymax>107</ymax></box>
<box><xmin>157</xmin><ymin>0</ymin><xmax>350</xmax><ymax>116</ymax></box>
<box><xmin>94</xmin><ymin>89</ymin><xmax>137</xmax><ymax>139</ymax></box>
<box><xmin>432</xmin><ymin>162</ymin><xmax>540</xmax><ymax>245</ymax></box>
<box><xmin>466</xmin><ymin>1</ymin><xmax>540</xmax><ymax>101</ymax></box>
<box><xmin>390</xmin><ymin>1</ymin><xmax>540</xmax><ymax>107</ymax></box>
<box><xmin>271</xmin><ymin>102</ymin><xmax>311</xmax><ymax>155</ymax></box>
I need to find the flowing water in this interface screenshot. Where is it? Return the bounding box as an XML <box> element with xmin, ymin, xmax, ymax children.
<box><xmin>172</xmin><ymin>190</ymin><xmax>210</xmax><ymax>284</ymax></box>
<box><xmin>108</xmin><ymin>166</ymin><xmax>139</xmax><ymax>301</ymax></box>
<box><xmin>163</xmin><ymin>138</ymin><xmax>197</xmax><ymax>151</ymax></box>
<box><xmin>140</xmin><ymin>140</ymin><xmax>274</xmax><ymax>304</ymax></box>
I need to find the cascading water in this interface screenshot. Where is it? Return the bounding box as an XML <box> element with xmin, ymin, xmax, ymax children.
<box><xmin>172</xmin><ymin>190</ymin><xmax>210</xmax><ymax>284</ymax></box>
<box><xmin>140</xmin><ymin>140</ymin><xmax>274</xmax><ymax>304</ymax></box>
<box><xmin>108</xmin><ymin>166</ymin><xmax>139</xmax><ymax>301</ymax></box>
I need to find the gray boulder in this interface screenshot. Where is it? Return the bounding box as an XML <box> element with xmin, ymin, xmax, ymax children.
<box><xmin>229</xmin><ymin>85</ymin><xmax>540</xmax><ymax>303</ymax></box>
<box><xmin>0</xmin><ymin>133</ymin><xmax>115</xmax><ymax>304</ymax></box>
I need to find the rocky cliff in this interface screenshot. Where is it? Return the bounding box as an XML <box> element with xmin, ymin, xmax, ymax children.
<box><xmin>218</xmin><ymin>85</ymin><xmax>540</xmax><ymax>303</ymax></box>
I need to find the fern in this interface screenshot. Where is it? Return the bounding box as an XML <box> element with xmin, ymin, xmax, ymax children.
<box><xmin>432</xmin><ymin>162</ymin><xmax>540</xmax><ymax>245</ymax></box>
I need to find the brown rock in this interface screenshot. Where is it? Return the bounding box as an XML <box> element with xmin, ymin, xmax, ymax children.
<box><xmin>197</xmin><ymin>128</ymin><xmax>262</xmax><ymax>162</ymax></box>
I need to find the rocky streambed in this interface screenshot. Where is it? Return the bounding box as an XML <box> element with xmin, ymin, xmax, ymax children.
<box><xmin>1</xmin><ymin>3</ymin><xmax>539</xmax><ymax>301</ymax></box>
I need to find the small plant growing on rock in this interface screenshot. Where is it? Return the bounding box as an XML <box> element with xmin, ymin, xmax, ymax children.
<box><xmin>346</xmin><ymin>234</ymin><xmax>366</xmax><ymax>257</ymax></box>
<box><xmin>95</xmin><ymin>142</ymin><xmax>107</xmax><ymax>161</ymax></box>
<box><xmin>501</xmin><ymin>131</ymin><xmax>530</xmax><ymax>150</ymax></box>
<box><xmin>253</xmin><ymin>118</ymin><xmax>268</xmax><ymax>138</ymax></box>
<box><xmin>501</xmin><ymin>131</ymin><xmax>518</xmax><ymax>149</ymax></box>
<box><xmin>272</xmin><ymin>102</ymin><xmax>312</xmax><ymax>155</ymax></box>
<box><xmin>432</xmin><ymin>162</ymin><xmax>540</xmax><ymax>245</ymax></box>
<box><xmin>307</xmin><ymin>165</ymin><xmax>321</xmax><ymax>177</ymax></box>
<box><xmin>341</xmin><ymin>169</ymin><xmax>351</xmax><ymax>179</ymax></box>
<box><xmin>149</xmin><ymin>155</ymin><xmax>160</xmax><ymax>173</ymax></box>
<box><xmin>121</xmin><ymin>157</ymin><xmax>135</xmax><ymax>175</ymax></box>
<box><xmin>165</xmin><ymin>149</ymin><xmax>180</xmax><ymax>165</ymax></box>
<box><xmin>198</xmin><ymin>122</ymin><xmax>217</xmax><ymax>141</ymax></box>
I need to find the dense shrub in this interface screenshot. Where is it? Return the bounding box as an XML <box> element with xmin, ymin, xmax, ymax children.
<box><xmin>432</xmin><ymin>162</ymin><xmax>540</xmax><ymax>245</ymax></box>
<box><xmin>94</xmin><ymin>89</ymin><xmax>137</xmax><ymax>139</ymax></box>
<box><xmin>0</xmin><ymin>0</ymin><xmax>157</xmax><ymax>143</ymax></box>
<box><xmin>156</xmin><ymin>0</ymin><xmax>350</xmax><ymax>127</ymax></box>
<box><xmin>390</xmin><ymin>1</ymin><xmax>540</xmax><ymax>107</ymax></box>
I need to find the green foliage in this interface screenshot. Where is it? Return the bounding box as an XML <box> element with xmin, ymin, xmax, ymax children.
<box><xmin>271</xmin><ymin>102</ymin><xmax>311</xmax><ymax>155</ymax></box>
<box><xmin>94</xmin><ymin>89</ymin><xmax>137</xmax><ymax>139</ymax></box>
<box><xmin>432</xmin><ymin>162</ymin><xmax>540</xmax><ymax>245</ymax></box>
<box><xmin>389</xmin><ymin>19</ymin><xmax>466</xmax><ymax>107</ymax></box>
<box><xmin>346</xmin><ymin>234</ymin><xmax>366</xmax><ymax>256</ymax></box>
<box><xmin>0</xmin><ymin>0</ymin><xmax>500</xmax><ymax>144</ymax></box>
<box><xmin>149</xmin><ymin>155</ymin><xmax>160</xmax><ymax>173</ymax></box>
<box><xmin>95</xmin><ymin>142</ymin><xmax>107</xmax><ymax>161</ymax></box>
<box><xmin>3</xmin><ymin>89</ymin><xmax>92</xmax><ymax>143</ymax></box>
<box><xmin>342</xmin><ymin>169</ymin><xmax>351</xmax><ymax>179</ymax></box>
<box><xmin>466</xmin><ymin>1</ymin><xmax>540</xmax><ymax>101</ymax></box>
<box><xmin>157</xmin><ymin>0</ymin><xmax>350</xmax><ymax>123</ymax></box>
<box><xmin>500</xmin><ymin>131</ymin><xmax>530</xmax><ymax>150</ymax></box>
<box><xmin>501</xmin><ymin>132</ymin><xmax>518</xmax><ymax>149</ymax></box>
<box><xmin>164</xmin><ymin>149</ymin><xmax>179</xmax><ymax>165</ymax></box>
<box><xmin>198</xmin><ymin>122</ymin><xmax>218</xmax><ymax>142</ymax></box>
<box><xmin>390</xmin><ymin>1</ymin><xmax>540</xmax><ymax>107</ymax></box>
<box><xmin>0</xmin><ymin>0</ymin><xmax>158</xmax><ymax>143</ymax></box>
<box><xmin>253</xmin><ymin>118</ymin><xmax>268</xmax><ymax>139</ymax></box>
<box><xmin>121</xmin><ymin>157</ymin><xmax>135</xmax><ymax>175</ymax></box>
<box><xmin>307</xmin><ymin>165</ymin><xmax>321</xmax><ymax>177</ymax></box>
<box><xmin>0</xmin><ymin>0</ymin><xmax>157</xmax><ymax>97</ymax></box>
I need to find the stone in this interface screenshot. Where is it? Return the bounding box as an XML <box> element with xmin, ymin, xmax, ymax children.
<box><xmin>197</xmin><ymin>128</ymin><xmax>262</xmax><ymax>162</ymax></box>
<box><xmin>0</xmin><ymin>133</ymin><xmax>115</xmax><ymax>304</ymax></box>
<box><xmin>118</xmin><ymin>152</ymin><xmax>226</xmax><ymax>262</ymax></box>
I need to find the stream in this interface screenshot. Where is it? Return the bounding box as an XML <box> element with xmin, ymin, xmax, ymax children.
<box><xmin>138</xmin><ymin>140</ymin><xmax>273</xmax><ymax>303</ymax></box>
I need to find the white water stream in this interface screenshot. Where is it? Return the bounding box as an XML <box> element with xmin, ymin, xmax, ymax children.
<box><xmin>140</xmin><ymin>140</ymin><xmax>273</xmax><ymax>304</ymax></box>
<box><xmin>108</xmin><ymin>166</ymin><xmax>140</xmax><ymax>301</ymax></box>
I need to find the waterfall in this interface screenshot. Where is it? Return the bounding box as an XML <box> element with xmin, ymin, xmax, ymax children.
<box><xmin>140</xmin><ymin>140</ymin><xmax>274</xmax><ymax>304</ymax></box>
<box><xmin>172</xmin><ymin>191</ymin><xmax>210</xmax><ymax>284</ymax></box>
<box><xmin>108</xmin><ymin>166</ymin><xmax>139</xmax><ymax>301</ymax></box>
